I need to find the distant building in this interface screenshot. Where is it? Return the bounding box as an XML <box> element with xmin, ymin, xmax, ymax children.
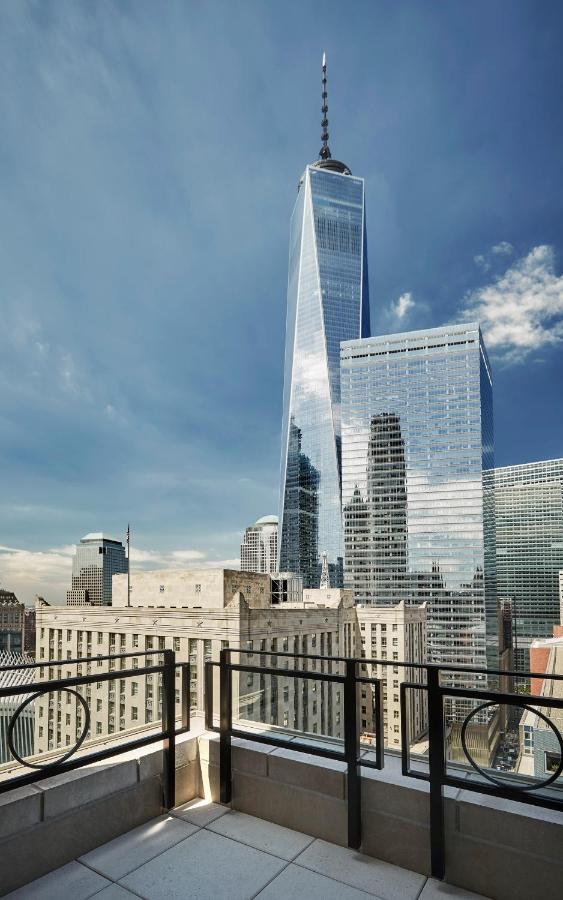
<box><xmin>66</xmin><ymin>533</ymin><xmax>127</xmax><ymax>606</ymax></box>
<box><xmin>240</xmin><ymin>516</ymin><xmax>279</xmax><ymax>574</ymax></box>
<box><xmin>23</xmin><ymin>607</ymin><xmax>36</xmax><ymax>655</ymax></box>
<box><xmin>519</xmin><ymin>628</ymin><xmax>563</xmax><ymax>779</ymax></box>
<box><xmin>484</xmin><ymin>459</ymin><xmax>563</xmax><ymax>669</ymax></box>
<box><xmin>0</xmin><ymin>591</ymin><xmax>25</xmax><ymax>654</ymax></box>
<box><xmin>354</xmin><ymin>600</ymin><xmax>427</xmax><ymax>749</ymax></box>
<box><xmin>341</xmin><ymin>323</ymin><xmax>496</xmax><ymax>674</ymax></box>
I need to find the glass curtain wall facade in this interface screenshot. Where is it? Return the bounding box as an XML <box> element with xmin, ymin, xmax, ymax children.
<box><xmin>484</xmin><ymin>459</ymin><xmax>563</xmax><ymax>669</ymax></box>
<box><xmin>341</xmin><ymin>323</ymin><xmax>496</xmax><ymax>675</ymax></box>
<box><xmin>279</xmin><ymin>164</ymin><xmax>370</xmax><ymax>587</ymax></box>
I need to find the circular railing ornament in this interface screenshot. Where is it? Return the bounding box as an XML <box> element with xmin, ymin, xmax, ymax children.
<box><xmin>460</xmin><ymin>700</ymin><xmax>563</xmax><ymax>791</ymax></box>
<box><xmin>7</xmin><ymin>688</ymin><xmax>91</xmax><ymax>770</ymax></box>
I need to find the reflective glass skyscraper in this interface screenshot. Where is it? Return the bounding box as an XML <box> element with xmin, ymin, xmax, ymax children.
<box><xmin>484</xmin><ymin>459</ymin><xmax>563</xmax><ymax>669</ymax></box>
<box><xmin>278</xmin><ymin>57</ymin><xmax>370</xmax><ymax>587</ymax></box>
<box><xmin>341</xmin><ymin>323</ymin><xmax>496</xmax><ymax>673</ymax></box>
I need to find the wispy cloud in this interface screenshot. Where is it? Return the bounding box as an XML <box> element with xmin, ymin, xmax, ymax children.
<box><xmin>491</xmin><ymin>241</ymin><xmax>514</xmax><ymax>256</ymax></box>
<box><xmin>392</xmin><ymin>292</ymin><xmax>415</xmax><ymax>320</ymax></box>
<box><xmin>473</xmin><ymin>254</ymin><xmax>490</xmax><ymax>272</ymax></box>
<box><xmin>462</xmin><ymin>245</ymin><xmax>563</xmax><ymax>363</ymax></box>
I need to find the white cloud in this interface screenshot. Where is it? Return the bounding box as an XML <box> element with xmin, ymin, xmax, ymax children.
<box><xmin>491</xmin><ymin>241</ymin><xmax>514</xmax><ymax>256</ymax></box>
<box><xmin>129</xmin><ymin>547</ymin><xmax>166</xmax><ymax>564</ymax></box>
<box><xmin>393</xmin><ymin>292</ymin><xmax>415</xmax><ymax>319</ymax></box>
<box><xmin>169</xmin><ymin>550</ymin><xmax>206</xmax><ymax>562</ymax></box>
<box><xmin>0</xmin><ymin>544</ymin><xmax>74</xmax><ymax>602</ymax></box>
<box><xmin>473</xmin><ymin>254</ymin><xmax>490</xmax><ymax>272</ymax></box>
<box><xmin>462</xmin><ymin>244</ymin><xmax>563</xmax><ymax>362</ymax></box>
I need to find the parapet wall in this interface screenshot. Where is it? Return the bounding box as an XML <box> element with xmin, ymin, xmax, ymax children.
<box><xmin>2</xmin><ymin>729</ymin><xmax>563</xmax><ymax>899</ymax></box>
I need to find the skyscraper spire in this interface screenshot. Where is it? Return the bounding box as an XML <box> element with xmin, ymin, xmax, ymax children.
<box><xmin>320</xmin><ymin>52</ymin><xmax>331</xmax><ymax>160</ymax></box>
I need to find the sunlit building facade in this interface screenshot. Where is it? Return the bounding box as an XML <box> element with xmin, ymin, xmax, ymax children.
<box><xmin>484</xmin><ymin>459</ymin><xmax>563</xmax><ymax>669</ymax></box>
<box><xmin>278</xmin><ymin>62</ymin><xmax>370</xmax><ymax>588</ymax></box>
<box><xmin>341</xmin><ymin>323</ymin><xmax>496</xmax><ymax>675</ymax></box>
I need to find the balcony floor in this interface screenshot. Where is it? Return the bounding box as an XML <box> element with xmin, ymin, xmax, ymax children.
<box><xmin>6</xmin><ymin>799</ymin><xmax>492</xmax><ymax>900</ymax></box>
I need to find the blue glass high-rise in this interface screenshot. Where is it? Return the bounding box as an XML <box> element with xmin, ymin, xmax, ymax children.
<box><xmin>278</xmin><ymin>60</ymin><xmax>370</xmax><ymax>587</ymax></box>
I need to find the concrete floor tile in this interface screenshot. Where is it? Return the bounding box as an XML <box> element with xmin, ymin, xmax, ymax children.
<box><xmin>120</xmin><ymin>829</ymin><xmax>286</xmax><ymax>900</ymax></box>
<box><xmin>207</xmin><ymin>810</ymin><xmax>314</xmax><ymax>860</ymax></box>
<box><xmin>255</xmin><ymin>863</ymin><xmax>382</xmax><ymax>899</ymax></box>
<box><xmin>419</xmin><ymin>879</ymin><xmax>493</xmax><ymax>900</ymax></box>
<box><xmin>80</xmin><ymin>814</ymin><xmax>198</xmax><ymax>880</ymax></box>
<box><xmin>90</xmin><ymin>887</ymin><xmax>141</xmax><ymax>900</ymax></box>
<box><xmin>171</xmin><ymin>797</ymin><xmax>229</xmax><ymax>827</ymax></box>
<box><xmin>294</xmin><ymin>839</ymin><xmax>426</xmax><ymax>900</ymax></box>
<box><xmin>4</xmin><ymin>861</ymin><xmax>110</xmax><ymax>900</ymax></box>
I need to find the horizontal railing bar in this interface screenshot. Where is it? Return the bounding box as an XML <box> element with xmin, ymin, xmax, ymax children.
<box><xmin>224</xmin><ymin>647</ymin><xmax>563</xmax><ymax>683</ymax></box>
<box><xmin>226</xmin><ymin>662</ymin><xmax>344</xmax><ymax>683</ymax></box>
<box><xmin>4</xmin><ymin>647</ymin><xmax>561</xmax><ymax>685</ymax></box>
<box><xmin>230</xmin><ymin>727</ymin><xmax>346</xmax><ymax>761</ymax></box>
<box><xmin>441</xmin><ymin>686</ymin><xmax>563</xmax><ymax>709</ymax></box>
<box><xmin>0</xmin><ymin>664</ymin><xmax>163</xmax><ymax>698</ymax></box>
<box><xmin>0</xmin><ymin>650</ymin><xmax>171</xmax><ymax>673</ymax></box>
<box><xmin>443</xmin><ymin>774</ymin><xmax>563</xmax><ymax>812</ymax></box>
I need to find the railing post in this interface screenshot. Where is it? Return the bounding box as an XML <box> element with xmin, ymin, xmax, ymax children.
<box><xmin>204</xmin><ymin>661</ymin><xmax>213</xmax><ymax>730</ymax></box>
<box><xmin>181</xmin><ymin>663</ymin><xmax>190</xmax><ymax>731</ymax></box>
<box><xmin>219</xmin><ymin>648</ymin><xmax>232</xmax><ymax>804</ymax></box>
<box><xmin>373</xmin><ymin>678</ymin><xmax>384</xmax><ymax>770</ymax></box>
<box><xmin>344</xmin><ymin>658</ymin><xmax>361</xmax><ymax>849</ymax></box>
<box><xmin>162</xmin><ymin>649</ymin><xmax>176</xmax><ymax>810</ymax></box>
<box><xmin>427</xmin><ymin>667</ymin><xmax>445</xmax><ymax>879</ymax></box>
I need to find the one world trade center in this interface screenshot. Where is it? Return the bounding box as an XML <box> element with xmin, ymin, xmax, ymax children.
<box><xmin>278</xmin><ymin>56</ymin><xmax>370</xmax><ymax>587</ymax></box>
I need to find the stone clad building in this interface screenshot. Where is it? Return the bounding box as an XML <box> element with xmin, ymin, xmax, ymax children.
<box><xmin>35</xmin><ymin>570</ymin><xmax>358</xmax><ymax>755</ymax></box>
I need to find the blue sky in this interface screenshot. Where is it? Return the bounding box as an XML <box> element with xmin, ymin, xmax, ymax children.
<box><xmin>1</xmin><ymin>1</ymin><xmax>563</xmax><ymax>604</ymax></box>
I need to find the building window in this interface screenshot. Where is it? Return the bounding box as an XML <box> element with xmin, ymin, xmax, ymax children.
<box><xmin>195</xmin><ymin>584</ymin><xmax>201</xmax><ymax>594</ymax></box>
<box><xmin>132</xmin><ymin>634</ymin><xmax>139</xmax><ymax>648</ymax></box>
<box><xmin>173</xmin><ymin>637</ymin><xmax>180</xmax><ymax>652</ymax></box>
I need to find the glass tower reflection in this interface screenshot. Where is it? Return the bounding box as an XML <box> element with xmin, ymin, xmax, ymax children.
<box><xmin>278</xmin><ymin>162</ymin><xmax>370</xmax><ymax>587</ymax></box>
<box><xmin>341</xmin><ymin>324</ymin><xmax>496</xmax><ymax>673</ymax></box>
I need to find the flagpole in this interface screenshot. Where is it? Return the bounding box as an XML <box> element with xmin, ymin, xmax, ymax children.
<box><xmin>127</xmin><ymin>524</ymin><xmax>131</xmax><ymax>608</ymax></box>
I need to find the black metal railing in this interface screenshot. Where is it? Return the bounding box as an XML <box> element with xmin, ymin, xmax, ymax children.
<box><xmin>205</xmin><ymin>648</ymin><xmax>563</xmax><ymax>880</ymax></box>
<box><xmin>0</xmin><ymin>650</ymin><xmax>191</xmax><ymax>809</ymax></box>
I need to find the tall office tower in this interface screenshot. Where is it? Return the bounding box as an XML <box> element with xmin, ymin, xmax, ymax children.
<box><xmin>66</xmin><ymin>533</ymin><xmax>127</xmax><ymax>606</ymax></box>
<box><xmin>484</xmin><ymin>459</ymin><xmax>563</xmax><ymax>669</ymax></box>
<box><xmin>341</xmin><ymin>323</ymin><xmax>497</xmax><ymax>675</ymax></box>
<box><xmin>240</xmin><ymin>515</ymin><xmax>279</xmax><ymax>574</ymax></box>
<box><xmin>278</xmin><ymin>55</ymin><xmax>370</xmax><ymax>589</ymax></box>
